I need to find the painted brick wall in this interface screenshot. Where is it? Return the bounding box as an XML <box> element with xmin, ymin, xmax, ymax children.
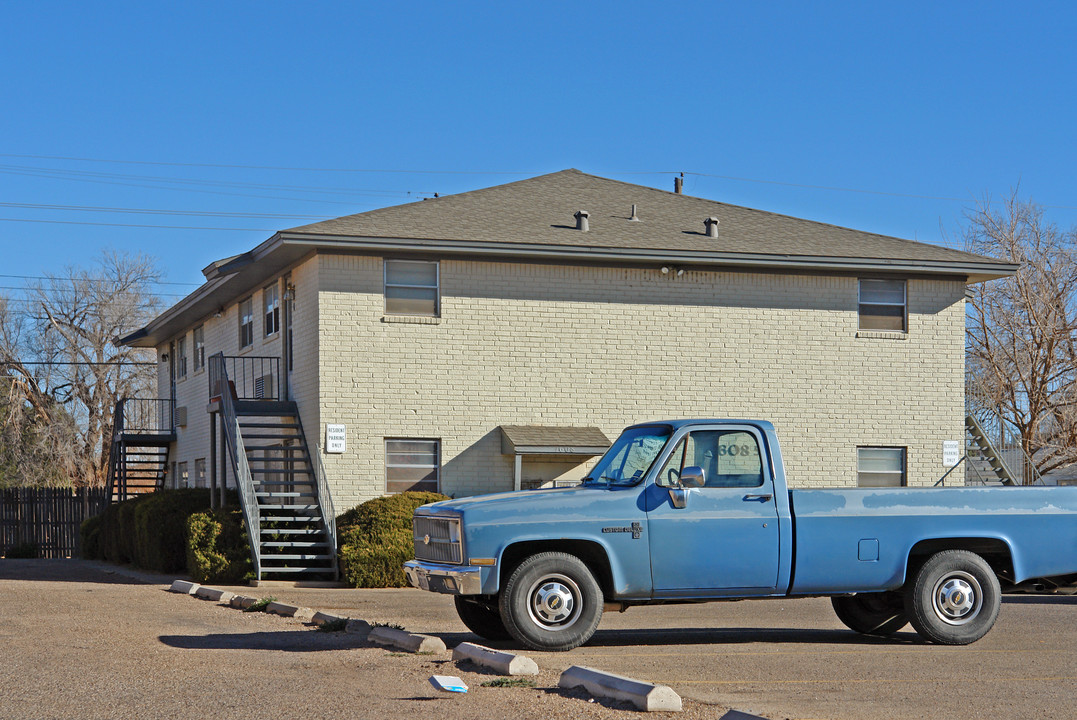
<box><xmin>314</xmin><ymin>254</ymin><xmax>966</xmax><ymax>511</ymax></box>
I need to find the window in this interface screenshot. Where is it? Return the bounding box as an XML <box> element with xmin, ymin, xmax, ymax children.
<box><xmin>657</xmin><ymin>430</ymin><xmax>764</xmax><ymax>488</ymax></box>
<box><xmin>384</xmin><ymin>259</ymin><xmax>439</xmax><ymax>316</ymax></box>
<box><xmin>175</xmin><ymin>335</ymin><xmax>187</xmax><ymax>378</ymax></box>
<box><xmin>858</xmin><ymin>279</ymin><xmax>906</xmax><ymax>331</ymax></box>
<box><xmin>195</xmin><ymin>458</ymin><xmax>206</xmax><ymax>489</ymax></box>
<box><xmin>238</xmin><ymin>297</ymin><xmax>254</xmax><ymax>348</ymax></box>
<box><xmin>385</xmin><ymin>439</ymin><xmax>440</xmax><ymax>493</ymax></box>
<box><xmin>192</xmin><ymin>325</ymin><xmax>205</xmax><ymax>372</ymax></box>
<box><xmin>178</xmin><ymin>461</ymin><xmax>189</xmax><ymax>489</ymax></box>
<box><xmin>264</xmin><ymin>283</ymin><xmax>280</xmax><ymax>336</ymax></box>
<box><xmin>857</xmin><ymin>447</ymin><xmax>906</xmax><ymax>487</ymax></box>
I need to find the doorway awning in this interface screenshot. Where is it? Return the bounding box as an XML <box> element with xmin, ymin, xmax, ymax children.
<box><xmin>499</xmin><ymin>425</ymin><xmax>612</xmax><ymax>491</ymax></box>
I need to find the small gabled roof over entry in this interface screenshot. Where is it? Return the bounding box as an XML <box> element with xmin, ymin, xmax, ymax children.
<box><xmin>499</xmin><ymin>425</ymin><xmax>612</xmax><ymax>456</ymax></box>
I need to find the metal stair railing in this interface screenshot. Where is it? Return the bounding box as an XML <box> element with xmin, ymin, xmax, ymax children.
<box><xmin>965</xmin><ymin>383</ymin><xmax>1046</xmax><ymax>486</ymax></box>
<box><xmin>965</xmin><ymin>414</ymin><xmax>1018</xmax><ymax>485</ymax></box>
<box><xmin>209</xmin><ymin>353</ymin><xmax>262</xmax><ymax>580</ymax></box>
<box><xmin>311</xmin><ymin>443</ymin><xmax>339</xmax><ymax>579</ymax></box>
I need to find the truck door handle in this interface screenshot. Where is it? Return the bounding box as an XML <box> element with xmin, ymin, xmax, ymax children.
<box><xmin>744</xmin><ymin>494</ymin><xmax>773</xmax><ymax>502</ymax></box>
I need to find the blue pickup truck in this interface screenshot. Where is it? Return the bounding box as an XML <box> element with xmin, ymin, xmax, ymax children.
<box><xmin>404</xmin><ymin>419</ymin><xmax>1077</xmax><ymax>651</ymax></box>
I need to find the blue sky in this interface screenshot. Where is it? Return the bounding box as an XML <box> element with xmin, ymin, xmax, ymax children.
<box><xmin>2</xmin><ymin>2</ymin><xmax>1076</xmax><ymax>301</ymax></box>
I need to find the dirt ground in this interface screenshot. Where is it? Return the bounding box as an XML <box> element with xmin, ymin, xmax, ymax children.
<box><xmin>0</xmin><ymin>560</ymin><xmax>731</xmax><ymax>719</ymax></box>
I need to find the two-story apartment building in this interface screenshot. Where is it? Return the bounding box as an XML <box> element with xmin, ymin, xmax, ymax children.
<box><xmin>119</xmin><ymin>169</ymin><xmax>1015</xmax><ymax>516</ymax></box>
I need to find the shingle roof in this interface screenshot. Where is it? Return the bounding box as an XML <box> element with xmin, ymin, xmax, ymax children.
<box><xmin>283</xmin><ymin>168</ymin><xmax>1001</xmax><ymax>266</ymax></box>
<box><xmin>500</xmin><ymin>425</ymin><xmax>611</xmax><ymax>455</ymax></box>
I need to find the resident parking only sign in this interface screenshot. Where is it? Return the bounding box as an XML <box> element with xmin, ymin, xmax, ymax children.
<box><xmin>326</xmin><ymin>424</ymin><xmax>346</xmax><ymax>453</ymax></box>
<box><xmin>943</xmin><ymin>440</ymin><xmax>960</xmax><ymax>467</ymax></box>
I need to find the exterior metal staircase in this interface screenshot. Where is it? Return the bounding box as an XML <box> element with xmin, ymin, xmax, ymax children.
<box><xmin>964</xmin><ymin>414</ymin><xmax>1017</xmax><ymax>486</ymax></box>
<box><xmin>106</xmin><ymin>399</ymin><xmax>175</xmax><ymax>502</ymax></box>
<box><xmin>210</xmin><ymin>353</ymin><xmax>337</xmax><ymax>582</ymax></box>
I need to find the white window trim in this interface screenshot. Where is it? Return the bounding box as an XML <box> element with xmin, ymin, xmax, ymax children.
<box><xmin>384</xmin><ymin>259</ymin><xmax>440</xmax><ymax>317</ymax></box>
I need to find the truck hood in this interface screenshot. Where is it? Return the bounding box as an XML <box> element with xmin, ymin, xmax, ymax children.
<box><xmin>417</xmin><ymin>485</ymin><xmax>640</xmax><ymax>527</ymax></box>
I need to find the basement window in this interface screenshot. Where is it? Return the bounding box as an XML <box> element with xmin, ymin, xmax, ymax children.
<box><xmin>385</xmin><ymin>439</ymin><xmax>440</xmax><ymax>493</ymax></box>
<box><xmin>857</xmin><ymin>447</ymin><xmax>906</xmax><ymax>487</ymax></box>
<box><xmin>384</xmin><ymin>260</ymin><xmax>439</xmax><ymax>316</ymax></box>
<box><xmin>858</xmin><ymin>279</ymin><xmax>906</xmax><ymax>332</ymax></box>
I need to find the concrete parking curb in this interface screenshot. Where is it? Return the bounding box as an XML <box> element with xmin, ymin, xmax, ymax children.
<box><xmin>559</xmin><ymin>665</ymin><xmax>682</xmax><ymax>712</ymax></box>
<box><xmin>368</xmin><ymin>626</ymin><xmax>447</xmax><ymax>653</ymax></box>
<box><xmin>169</xmin><ymin>580</ymin><xmax>199</xmax><ymax>595</ymax></box>
<box><xmin>310</xmin><ymin>611</ymin><xmax>348</xmax><ymax>626</ymax></box>
<box><xmin>265</xmin><ymin>601</ymin><xmax>316</xmax><ymax>622</ymax></box>
<box><xmin>452</xmin><ymin>642</ymin><xmax>538</xmax><ymax>676</ymax></box>
<box><xmin>194</xmin><ymin>586</ymin><xmax>235</xmax><ymax>603</ymax></box>
<box><xmin>229</xmin><ymin>595</ymin><xmax>259</xmax><ymax>610</ymax></box>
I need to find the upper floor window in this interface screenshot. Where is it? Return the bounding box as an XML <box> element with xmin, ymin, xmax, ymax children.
<box><xmin>175</xmin><ymin>335</ymin><xmax>188</xmax><ymax>378</ymax></box>
<box><xmin>384</xmin><ymin>259</ymin><xmax>439</xmax><ymax>316</ymax></box>
<box><xmin>239</xmin><ymin>297</ymin><xmax>254</xmax><ymax>348</ymax></box>
<box><xmin>858</xmin><ymin>279</ymin><xmax>906</xmax><ymax>332</ymax></box>
<box><xmin>857</xmin><ymin>447</ymin><xmax>906</xmax><ymax>487</ymax></box>
<box><xmin>264</xmin><ymin>283</ymin><xmax>280</xmax><ymax>336</ymax></box>
<box><xmin>192</xmin><ymin>325</ymin><xmax>205</xmax><ymax>372</ymax></box>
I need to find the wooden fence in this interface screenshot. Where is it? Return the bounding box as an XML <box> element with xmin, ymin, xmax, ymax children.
<box><xmin>0</xmin><ymin>487</ymin><xmax>109</xmax><ymax>559</ymax></box>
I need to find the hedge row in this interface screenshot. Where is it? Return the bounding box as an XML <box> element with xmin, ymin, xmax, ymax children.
<box><xmin>336</xmin><ymin>491</ymin><xmax>447</xmax><ymax>587</ymax></box>
<box><xmin>80</xmin><ymin>489</ymin><xmax>249</xmax><ymax>582</ymax></box>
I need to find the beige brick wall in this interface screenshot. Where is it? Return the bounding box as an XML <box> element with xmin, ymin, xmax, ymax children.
<box><xmin>314</xmin><ymin>254</ymin><xmax>966</xmax><ymax>510</ymax></box>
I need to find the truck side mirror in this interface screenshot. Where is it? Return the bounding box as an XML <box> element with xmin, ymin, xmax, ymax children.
<box><xmin>681</xmin><ymin>466</ymin><xmax>705</xmax><ymax>488</ymax></box>
<box><xmin>667</xmin><ymin>466</ymin><xmax>705</xmax><ymax>509</ymax></box>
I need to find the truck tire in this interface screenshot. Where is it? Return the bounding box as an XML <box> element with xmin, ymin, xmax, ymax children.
<box><xmin>904</xmin><ymin>549</ymin><xmax>1001</xmax><ymax>645</ymax></box>
<box><xmin>831</xmin><ymin>592</ymin><xmax>908</xmax><ymax>636</ymax></box>
<box><xmin>454</xmin><ymin>596</ymin><xmax>512</xmax><ymax>641</ymax></box>
<box><xmin>499</xmin><ymin>551</ymin><xmax>603</xmax><ymax>651</ymax></box>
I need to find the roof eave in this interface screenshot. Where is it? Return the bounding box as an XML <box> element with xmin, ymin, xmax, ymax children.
<box><xmin>279</xmin><ymin>232</ymin><xmax>1018</xmax><ymax>283</ymax></box>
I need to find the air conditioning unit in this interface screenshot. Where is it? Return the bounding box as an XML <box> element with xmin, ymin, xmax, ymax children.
<box><xmin>254</xmin><ymin>374</ymin><xmax>274</xmax><ymax>400</ymax></box>
<box><xmin>175</xmin><ymin>406</ymin><xmax>188</xmax><ymax>427</ymax></box>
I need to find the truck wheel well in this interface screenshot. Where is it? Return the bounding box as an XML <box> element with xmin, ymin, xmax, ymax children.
<box><xmin>500</xmin><ymin>540</ymin><xmax>614</xmax><ymax>599</ymax></box>
<box><xmin>907</xmin><ymin>538</ymin><xmax>1015</xmax><ymax>585</ymax></box>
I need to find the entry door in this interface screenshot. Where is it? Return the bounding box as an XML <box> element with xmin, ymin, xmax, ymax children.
<box><xmin>647</xmin><ymin>427</ymin><xmax>780</xmax><ymax>595</ymax></box>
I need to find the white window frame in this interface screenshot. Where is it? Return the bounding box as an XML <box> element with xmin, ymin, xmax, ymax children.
<box><xmin>238</xmin><ymin>297</ymin><xmax>254</xmax><ymax>348</ymax></box>
<box><xmin>178</xmin><ymin>461</ymin><xmax>189</xmax><ymax>489</ymax></box>
<box><xmin>858</xmin><ymin>279</ymin><xmax>907</xmax><ymax>332</ymax></box>
<box><xmin>384</xmin><ymin>259</ymin><xmax>440</xmax><ymax>317</ymax></box>
<box><xmin>194</xmin><ymin>458</ymin><xmax>206</xmax><ymax>489</ymax></box>
<box><xmin>385</xmin><ymin>438</ymin><xmax>441</xmax><ymax>493</ymax></box>
<box><xmin>175</xmin><ymin>335</ymin><xmax>187</xmax><ymax>379</ymax></box>
<box><xmin>192</xmin><ymin>325</ymin><xmax>205</xmax><ymax>372</ymax></box>
<box><xmin>264</xmin><ymin>283</ymin><xmax>280</xmax><ymax>337</ymax></box>
<box><xmin>856</xmin><ymin>447</ymin><xmax>907</xmax><ymax>487</ymax></box>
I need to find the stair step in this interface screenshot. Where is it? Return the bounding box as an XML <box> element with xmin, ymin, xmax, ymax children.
<box><xmin>258</xmin><ymin>567</ymin><xmax>335</xmax><ymax>575</ymax></box>
<box><xmin>259</xmin><ymin>503</ymin><xmax>320</xmax><ymax>511</ymax></box>
<box><xmin>249</xmin><ymin>468</ymin><xmax>313</xmax><ymax>475</ymax></box>
<box><xmin>254</xmin><ymin>481</ymin><xmax>315</xmax><ymax>488</ymax></box>
<box><xmin>260</xmin><ymin>541</ymin><xmax>331</xmax><ymax>548</ymax></box>
<box><xmin>255</xmin><ymin>491</ymin><xmax>307</xmax><ymax>498</ymax></box>
<box><xmin>260</xmin><ymin>553</ymin><xmax>335</xmax><ymax>561</ymax></box>
<box><xmin>258</xmin><ymin>515</ymin><xmax>322</xmax><ymax>522</ymax></box>
<box><xmin>246</xmin><ymin>457</ymin><xmax>309</xmax><ymax>464</ymax></box>
<box><xmin>240</xmin><ymin>422</ymin><xmax>301</xmax><ymax>429</ymax></box>
<box><xmin>260</xmin><ymin>528</ymin><xmax>325</xmax><ymax>535</ymax></box>
<box><xmin>241</xmin><ymin>433</ymin><xmax>299</xmax><ymax>440</ymax></box>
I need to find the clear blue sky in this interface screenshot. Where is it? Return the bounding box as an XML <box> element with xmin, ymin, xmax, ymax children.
<box><xmin>2</xmin><ymin>2</ymin><xmax>1076</xmax><ymax>302</ymax></box>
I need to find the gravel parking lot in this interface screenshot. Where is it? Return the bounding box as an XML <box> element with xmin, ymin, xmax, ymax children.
<box><xmin>4</xmin><ymin>560</ymin><xmax>1073</xmax><ymax>719</ymax></box>
<box><xmin>217</xmin><ymin>578</ymin><xmax>1077</xmax><ymax>720</ymax></box>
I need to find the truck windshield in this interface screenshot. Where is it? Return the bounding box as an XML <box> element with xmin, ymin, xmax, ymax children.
<box><xmin>585</xmin><ymin>425</ymin><xmax>672</xmax><ymax>486</ymax></box>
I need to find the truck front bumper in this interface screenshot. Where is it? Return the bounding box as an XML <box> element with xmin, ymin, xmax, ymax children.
<box><xmin>403</xmin><ymin>560</ymin><xmax>483</xmax><ymax>595</ymax></box>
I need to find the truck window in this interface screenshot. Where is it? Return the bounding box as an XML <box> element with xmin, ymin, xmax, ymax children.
<box><xmin>658</xmin><ymin>430</ymin><xmax>764</xmax><ymax>488</ymax></box>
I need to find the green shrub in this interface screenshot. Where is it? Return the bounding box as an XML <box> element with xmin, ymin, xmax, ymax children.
<box><xmin>4</xmin><ymin>542</ymin><xmax>39</xmax><ymax>559</ymax></box>
<box><xmin>336</xmin><ymin>491</ymin><xmax>448</xmax><ymax>588</ymax></box>
<box><xmin>132</xmin><ymin>490</ymin><xmax>218</xmax><ymax>572</ymax></box>
<box><xmin>79</xmin><ymin>513</ymin><xmax>103</xmax><ymax>559</ymax></box>
<box><xmin>186</xmin><ymin>509</ymin><xmax>252</xmax><ymax>584</ymax></box>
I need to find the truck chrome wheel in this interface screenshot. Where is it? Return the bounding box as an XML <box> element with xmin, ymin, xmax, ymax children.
<box><xmin>499</xmin><ymin>551</ymin><xmax>604</xmax><ymax>651</ymax></box>
<box><xmin>527</xmin><ymin>574</ymin><xmax>581</xmax><ymax>629</ymax></box>
<box><xmin>905</xmin><ymin>550</ymin><xmax>1000</xmax><ymax>645</ymax></box>
<box><xmin>931</xmin><ymin>572</ymin><xmax>981</xmax><ymax>625</ymax></box>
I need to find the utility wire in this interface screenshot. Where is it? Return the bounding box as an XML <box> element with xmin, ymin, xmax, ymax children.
<box><xmin>0</xmin><ymin>273</ymin><xmax>200</xmax><ymax>287</ymax></box>
<box><xmin>1</xmin><ymin>361</ymin><xmax>156</xmax><ymax>366</ymax></box>
<box><xmin>0</xmin><ymin>201</ymin><xmax>333</xmax><ymax>220</ymax></box>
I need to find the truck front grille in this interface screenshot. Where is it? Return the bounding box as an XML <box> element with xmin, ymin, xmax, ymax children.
<box><xmin>413</xmin><ymin>515</ymin><xmax>462</xmax><ymax>564</ymax></box>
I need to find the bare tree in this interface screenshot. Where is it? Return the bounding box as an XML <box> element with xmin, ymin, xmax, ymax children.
<box><xmin>964</xmin><ymin>191</ymin><xmax>1077</xmax><ymax>480</ymax></box>
<box><xmin>0</xmin><ymin>252</ymin><xmax>162</xmax><ymax>487</ymax></box>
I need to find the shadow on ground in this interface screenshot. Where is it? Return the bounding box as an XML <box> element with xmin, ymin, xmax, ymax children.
<box><xmin>159</xmin><ymin>631</ymin><xmax>367</xmax><ymax>652</ymax></box>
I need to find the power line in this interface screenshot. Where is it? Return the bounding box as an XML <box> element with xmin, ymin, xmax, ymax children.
<box><xmin>0</xmin><ymin>201</ymin><xmax>333</xmax><ymax>220</ymax></box>
<box><xmin>0</xmin><ymin>273</ymin><xmax>200</xmax><ymax>287</ymax></box>
<box><xmin>0</xmin><ymin>217</ymin><xmax>275</xmax><ymax>231</ymax></box>
<box><xmin>1</xmin><ymin>361</ymin><xmax>156</xmax><ymax>366</ymax></box>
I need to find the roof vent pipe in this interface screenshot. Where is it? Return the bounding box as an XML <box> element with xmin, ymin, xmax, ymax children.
<box><xmin>704</xmin><ymin>217</ymin><xmax>720</xmax><ymax>238</ymax></box>
<box><xmin>629</xmin><ymin>204</ymin><xmax>639</xmax><ymax>222</ymax></box>
<box><xmin>574</xmin><ymin>210</ymin><xmax>590</xmax><ymax>232</ymax></box>
<box><xmin>674</xmin><ymin>175</ymin><xmax>684</xmax><ymax>194</ymax></box>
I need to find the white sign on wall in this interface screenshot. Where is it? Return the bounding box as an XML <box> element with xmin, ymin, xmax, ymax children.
<box><xmin>942</xmin><ymin>440</ymin><xmax>961</xmax><ymax>467</ymax></box>
<box><xmin>326</xmin><ymin>424</ymin><xmax>347</xmax><ymax>454</ymax></box>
